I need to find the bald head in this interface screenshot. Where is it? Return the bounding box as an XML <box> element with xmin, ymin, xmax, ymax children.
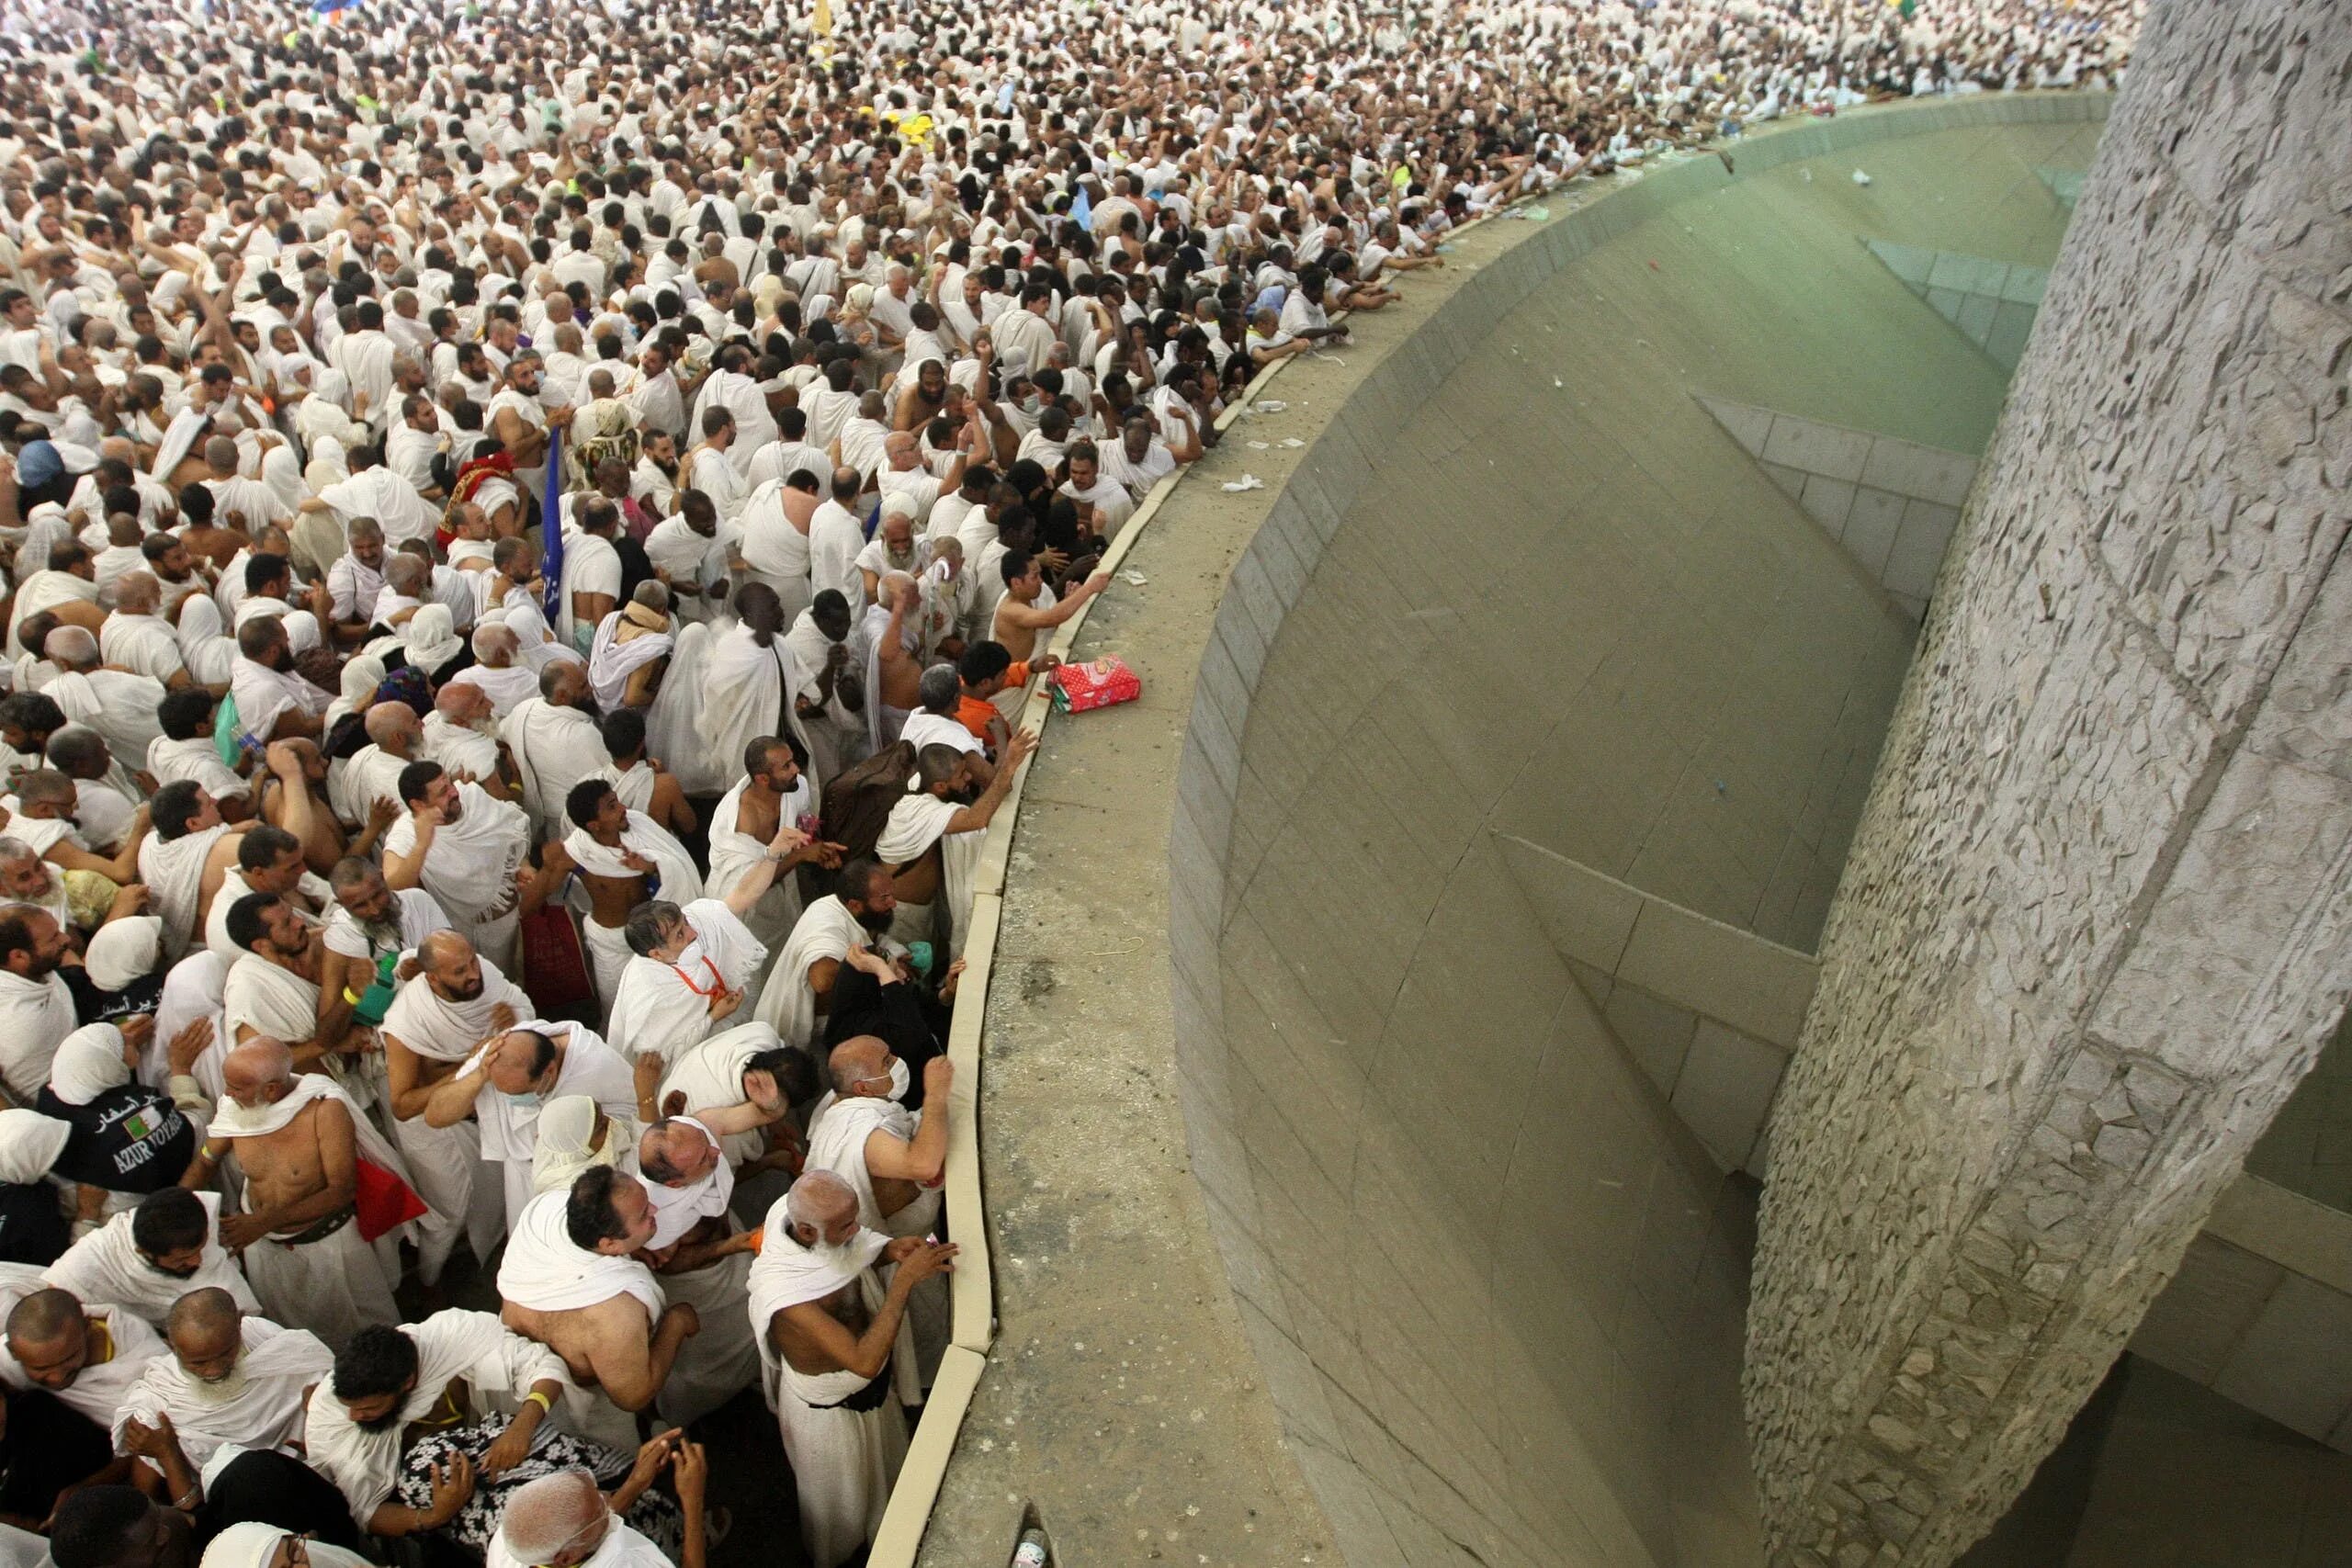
<box><xmin>472</xmin><ymin>622</ymin><xmax>518</xmax><ymax>665</ymax></box>
<box><xmin>114</xmin><ymin>570</ymin><xmax>160</xmax><ymax>615</ymax></box>
<box><xmin>220</xmin><ymin>1037</ymin><xmax>293</xmax><ymax>1106</ymax></box>
<box><xmin>783</xmin><ymin>1168</ymin><xmax>859</xmax><ymax>1247</ymax></box>
<box><xmin>164</xmin><ymin>1286</ymin><xmax>239</xmax><ymax>1345</ymax></box>
<box><xmin>363</xmin><ymin>701</ymin><xmax>421</xmax><ymax>750</ymax></box>
<box><xmin>6</xmin><ymin>1286</ymin><xmax>85</xmax><ymax>1350</ymax></box>
<box><xmin>435</xmin><ymin>682</ymin><xmax>492</xmax><ymax>727</ymax></box>
<box><xmin>498</xmin><ymin>1470</ymin><xmax>607</xmax><ymax>1564</ymax></box>
<box><xmin>203</xmin><ymin>435</ymin><xmax>238</xmax><ymax>473</ymax></box>
<box><xmin>45</xmin><ymin>625</ymin><xmax>97</xmax><ymax>671</ymax></box>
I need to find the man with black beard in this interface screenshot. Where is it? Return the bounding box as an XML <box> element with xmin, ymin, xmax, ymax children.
<box><xmin>381</xmin><ymin>930</ymin><xmax>536</xmax><ymax>1281</ymax></box>
<box><xmin>228</xmin><ymin>616</ymin><xmax>332</xmax><ymax>746</ymax></box>
<box><xmin>303</xmin><ymin>1314</ymin><xmax>654</xmax><ymax>1551</ymax></box>
<box><xmin>43</xmin><ymin>1188</ymin><xmax>262</xmax><ymax>1331</ymax></box>
<box><xmin>321</xmin><ymin>857</ymin><xmax>452</xmax><ymax>1030</ymax></box>
<box><xmin>752</xmin><ymin>860</ymin><xmax>910</xmax><ymax>1051</ymax></box>
<box><xmin>874</xmin><ymin>735</ymin><xmax>1032</xmax><ymax>957</ymax></box>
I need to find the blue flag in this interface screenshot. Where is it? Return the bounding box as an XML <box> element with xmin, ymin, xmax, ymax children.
<box><xmin>539</xmin><ymin>427</ymin><xmax>565</xmax><ymax>630</ymax></box>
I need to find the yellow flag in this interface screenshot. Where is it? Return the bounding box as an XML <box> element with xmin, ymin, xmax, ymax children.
<box><xmin>812</xmin><ymin>0</ymin><xmax>831</xmax><ymax>35</ymax></box>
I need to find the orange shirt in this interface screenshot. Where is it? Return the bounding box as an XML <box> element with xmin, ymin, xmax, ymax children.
<box><xmin>956</xmin><ymin>663</ymin><xmax>1029</xmax><ymax>739</ymax></box>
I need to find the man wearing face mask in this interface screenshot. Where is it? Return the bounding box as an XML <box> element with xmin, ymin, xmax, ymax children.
<box><xmin>804</xmin><ymin>1040</ymin><xmax>954</xmax><ymax>1397</ymax></box>
<box><xmin>752</xmin><ymin>861</ymin><xmax>910</xmax><ymax>1051</ymax></box>
<box><xmin>428</xmin><ymin>1023</ymin><xmax>638</xmax><ymax>1235</ymax></box>
<box><xmin>748</xmin><ymin>1170</ymin><xmax>954</xmax><ymax>1568</ymax></box>
<box><xmin>604</xmin><ymin>829</ymin><xmax>799</xmax><ymax>1068</ymax></box>
<box><xmin>43</xmin><ymin>1188</ymin><xmax>260</xmax><ymax>1332</ymax></box>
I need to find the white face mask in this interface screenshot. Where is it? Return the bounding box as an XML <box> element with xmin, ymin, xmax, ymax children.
<box><xmin>874</xmin><ymin>1057</ymin><xmax>910</xmax><ymax>1102</ymax></box>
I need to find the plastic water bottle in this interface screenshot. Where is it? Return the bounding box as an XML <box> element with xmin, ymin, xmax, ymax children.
<box><xmin>1012</xmin><ymin>1529</ymin><xmax>1049</xmax><ymax>1567</ymax></box>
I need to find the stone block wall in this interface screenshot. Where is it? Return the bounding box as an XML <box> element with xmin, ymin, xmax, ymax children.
<box><xmin>1744</xmin><ymin>4</ymin><xmax>2352</xmax><ymax>1564</ymax></box>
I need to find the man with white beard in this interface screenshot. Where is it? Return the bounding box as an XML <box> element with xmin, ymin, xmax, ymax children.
<box><xmin>187</xmin><ymin>1037</ymin><xmax>433</xmax><ymax>1350</ymax></box>
<box><xmin>318</xmin><ymin>857</ymin><xmax>451</xmax><ymax>1060</ymax></box>
<box><xmin>42</xmin><ymin>1187</ymin><xmax>260</xmax><ymax>1330</ymax></box>
<box><xmin>500</xmin><ymin>661</ymin><xmax>612</xmax><ymax>837</ymax></box>
<box><xmin>420</xmin><ymin>683</ymin><xmax>510</xmax><ymax>788</ymax></box>
<box><xmin>112</xmin><ymin>1288</ymin><xmax>331</xmax><ymax>1473</ymax></box>
<box><xmin>752</xmin><ymin>862</ymin><xmax>908</xmax><ymax>1051</ymax></box>
<box><xmin>444</xmin><ymin>623</ymin><xmax>539</xmax><ymax>717</ymax></box>
<box><xmin>706</xmin><ymin>736</ymin><xmax>840</xmax><ymax>959</ymax></box>
<box><xmin>492</xmin><ymin>1461</ymin><xmax>709</xmax><ymax>1568</ymax></box>
<box><xmin>427</xmin><ymin>1022</ymin><xmax>638</xmax><ymax>1233</ymax></box>
<box><xmin>381</xmin><ymin>931</ymin><xmax>534</xmax><ymax>1283</ymax></box>
<box><xmin>749</xmin><ymin>1171</ymin><xmax>955</xmax><ymax>1568</ymax></box>
<box><xmin>384</xmin><ymin>762</ymin><xmax>536</xmax><ymax>973</ymax></box>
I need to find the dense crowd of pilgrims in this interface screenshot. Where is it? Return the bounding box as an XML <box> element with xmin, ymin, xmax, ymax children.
<box><xmin>0</xmin><ymin>0</ymin><xmax>2138</xmax><ymax>1559</ymax></box>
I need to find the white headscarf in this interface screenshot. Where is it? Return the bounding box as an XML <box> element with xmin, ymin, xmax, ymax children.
<box><xmin>325</xmin><ymin>652</ymin><xmax>387</xmax><ymax>731</ymax></box>
<box><xmin>48</xmin><ymin>1023</ymin><xmax>130</xmax><ymax>1106</ymax></box>
<box><xmin>530</xmin><ymin>1094</ymin><xmax>638</xmax><ymax>1195</ymax></box>
<box><xmin>0</xmin><ymin>1109</ymin><xmax>72</xmax><ymax>1183</ymax></box>
<box><xmin>401</xmin><ymin>604</ymin><xmax>464</xmax><ymax>674</ymax></box>
<box><xmin>85</xmin><ymin>915</ymin><xmax>164</xmax><ymax>991</ymax></box>
<box><xmin>304</xmin><ymin>434</ymin><xmax>351</xmax><ymax>494</ymax></box>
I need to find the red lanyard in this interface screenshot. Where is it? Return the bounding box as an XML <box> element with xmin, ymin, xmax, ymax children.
<box><xmin>672</xmin><ymin>957</ymin><xmax>723</xmax><ymax>998</ymax></box>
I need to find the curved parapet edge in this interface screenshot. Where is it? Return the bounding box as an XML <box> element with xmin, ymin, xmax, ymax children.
<box><xmin>865</xmin><ymin>89</ymin><xmax>2113</xmax><ymax>1568</ymax></box>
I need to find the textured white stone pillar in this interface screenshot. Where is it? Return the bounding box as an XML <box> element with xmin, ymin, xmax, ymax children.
<box><xmin>1744</xmin><ymin>4</ymin><xmax>2352</xmax><ymax>1564</ymax></box>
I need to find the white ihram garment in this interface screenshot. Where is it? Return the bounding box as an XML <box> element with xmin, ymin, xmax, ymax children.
<box><xmin>379</xmin><ymin>958</ymin><xmax>539</xmax><ymax>1280</ymax></box>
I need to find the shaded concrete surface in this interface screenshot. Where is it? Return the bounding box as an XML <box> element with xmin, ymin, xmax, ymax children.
<box><xmin>915</xmin><ymin>96</ymin><xmax>2108</xmax><ymax>1568</ymax></box>
<box><xmin>1962</xmin><ymin>1356</ymin><xmax>2352</xmax><ymax>1568</ymax></box>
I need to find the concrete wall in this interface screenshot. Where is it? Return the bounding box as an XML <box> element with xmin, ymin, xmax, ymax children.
<box><xmin>1745</xmin><ymin>5</ymin><xmax>2352</xmax><ymax>1565</ymax></box>
<box><xmin>2133</xmin><ymin>1175</ymin><xmax>2352</xmax><ymax>1449</ymax></box>
<box><xmin>1165</xmin><ymin>96</ymin><xmax>2109</xmax><ymax>1568</ymax></box>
